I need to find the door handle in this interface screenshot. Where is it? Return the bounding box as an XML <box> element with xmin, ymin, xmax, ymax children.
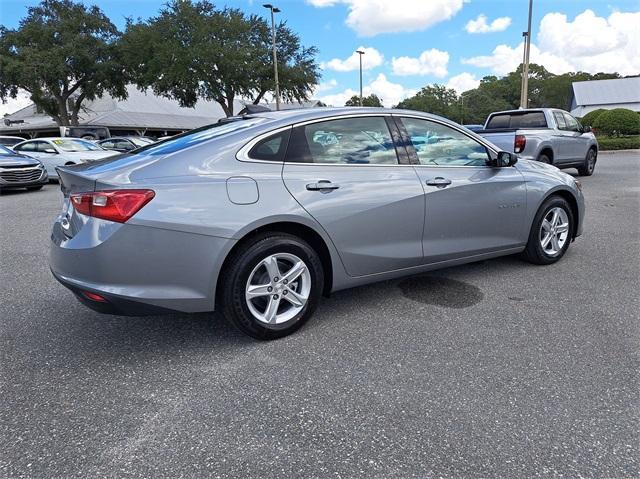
<box><xmin>306</xmin><ymin>180</ymin><xmax>340</xmax><ymax>192</ymax></box>
<box><xmin>426</xmin><ymin>177</ymin><xmax>452</xmax><ymax>188</ymax></box>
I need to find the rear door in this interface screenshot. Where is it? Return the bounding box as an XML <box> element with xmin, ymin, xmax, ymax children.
<box><xmin>282</xmin><ymin>115</ymin><xmax>425</xmax><ymax>277</ymax></box>
<box><xmin>396</xmin><ymin>115</ymin><xmax>527</xmax><ymax>262</ymax></box>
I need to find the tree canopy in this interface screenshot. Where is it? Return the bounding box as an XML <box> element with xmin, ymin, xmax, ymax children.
<box><xmin>345</xmin><ymin>94</ymin><xmax>383</xmax><ymax>107</ymax></box>
<box><xmin>120</xmin><ymin>0</ymin><xmax>320</xmax><ymax>116</ymax></box>
<box><xmin>0</xmin><ymin>0</ymin><xmax>128</xmax><ymax>126</ymax></box>
<box><xmin>397</xmin><ymin>64</ymin><xmax>623</xmax><ymax>125</ymax></box>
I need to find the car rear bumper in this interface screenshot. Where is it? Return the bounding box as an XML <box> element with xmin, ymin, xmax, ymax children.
<box><xmin>49</xmin><ymin>218</ymin><xmax>235</xmax><ymax>315</ymax></box>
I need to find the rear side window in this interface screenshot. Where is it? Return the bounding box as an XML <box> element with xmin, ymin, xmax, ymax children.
<box><xmin>285</xmin><ymin>116</ymin><xmax>398</xmax><ymax>165</ymax></box>
<box><xmin>248</xmin><ymin>129</ymin><xmax>290</xmax><ymax>162</ymax></box>
<box><xmin>553</xmin><ymin>112</ymin><xmax>567</xmax><ymax>129</ymax></box>
<box><xmin>486</xmin><ymin>112</ymin><xmax>548</xmax><ymax>129</ymax></box>
<box><xmin>15</xmin><ymin>142</ymin><xmax>36</xmax><ymax>152</ymax></box>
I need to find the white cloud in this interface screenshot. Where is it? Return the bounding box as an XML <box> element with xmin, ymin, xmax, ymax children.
<box><xmin>313</xmin><ymin>79</ymin><xmax>338</xmax><ymax>94</ymax></box>
<box><xmin>462</xmin><ymin>9</ymin><xmax>640</xmax><ymax>76</ymax></box>
<box><xmin>446</xmin><ymin>72</ymin><xmax>480</xmax><ymax>93</ymax></box>
<box><xmin>324</xmin><ymin>47</ymin><xmax>384</xmax><ymax>72</ymax></box>
<box><xmin>465</xmin><ymin>14</ymin><xmax>511</xmax><ymax>33</ymax></box>
<box><xmin>318</xmin><ymin>74</ymin><xmax>415</xmax><ymax>107</ymax></box>
<box><xmin>307</xmin><ymin>0</ymin><xmax>463</xmax><ymax>37</ymax></box>
<box><xmin>391</xmin><ymin>48</ymin><xmax>449</xmax><ymax>77</ymax></box>
<box><xmin>0</xmin><ymin>90</ymin><xmax>32</xmax><ymax>117</ymax></box>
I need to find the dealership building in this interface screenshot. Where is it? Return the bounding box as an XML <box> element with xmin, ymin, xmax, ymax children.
<box><xmin>569</xmin><ymin>76</ymin><xmax>640</xmax><ymax>117</ymax></box>
<box><xmin>0</xmin><ymin>86</ymin><xmax>322</xmax><ymax>139</ymax></box>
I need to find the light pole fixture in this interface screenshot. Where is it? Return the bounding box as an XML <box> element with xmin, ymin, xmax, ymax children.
<box><xmin>356</xmin><ymin>50</ymin><xmax>365</xmax><ymax>106</ymax></box>
<box><xmin>520</xmin><ymin>0</ymin><xmax>533</xmax><ymax>109</ymax></box>
<box><xmin>263</xmin><ymin>4</ymin><xmax>281</xmax><ymax>111</ymax></box>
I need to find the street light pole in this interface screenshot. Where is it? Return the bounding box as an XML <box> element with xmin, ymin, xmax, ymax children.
<box><xmin>356</xmin><ymin>50</ymin><xmax>364</xmax><ymax>106</ymax></box>
<box><xmin>263</xmin><ymin>4</ymin><xmax>281</xmax><ymax>111</ymax></box>
<box><xmin>520</xmin><ymin>0</ymin><xmax>533</xmax><ymax>109</ymax></box>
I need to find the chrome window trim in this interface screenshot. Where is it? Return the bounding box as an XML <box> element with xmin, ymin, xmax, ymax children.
<box><xmin>236</xmin><ymin>112</ymin><xmax>505</xmax><ymax>168</ymax></box>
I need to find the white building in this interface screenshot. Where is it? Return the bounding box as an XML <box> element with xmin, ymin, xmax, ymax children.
<box><xmin>570</xmin><ymin>77</ymin><xmax>640</xmax><ymax>117</ymax></box>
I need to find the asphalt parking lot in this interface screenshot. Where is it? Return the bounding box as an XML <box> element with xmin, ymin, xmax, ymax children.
<box><xmin>1</xmin><ymin>151</ymin><xmax>638</xmax><ymax>478</ymax></box>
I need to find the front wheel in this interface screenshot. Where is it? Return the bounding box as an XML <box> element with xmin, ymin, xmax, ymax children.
<box><xmin>220</xmin><ymin>233</ymin><xmax>324</xmax><ymax>340</ymax></box>
<box><xmin>522</xmin><ymin>196</ymin><xmax>574</xmax><ymax>265</ymax></box>
<box><xmin>577</xmin><ymin>148</ymin><xmax>596</xmax><ymax>176</ymax></box>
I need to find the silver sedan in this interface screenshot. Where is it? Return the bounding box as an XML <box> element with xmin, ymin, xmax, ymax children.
<box><xmin>50</xmin><ymin>108</ymin><xmax>584</xmax><ymax>339</ymax></box>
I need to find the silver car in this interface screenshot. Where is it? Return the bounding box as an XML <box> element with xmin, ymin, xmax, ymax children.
<box><xmin>13</xmin><ymin>137</ymin><xmax>117</xmax><ymax>180</ymax></box>
<box><xmin>50</xmin><ymin>108</ymin><xmax>585</xmax><ymax>339</ymax></box>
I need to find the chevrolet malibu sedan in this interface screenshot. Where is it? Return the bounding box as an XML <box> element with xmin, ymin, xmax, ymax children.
<box><xmin>50</xmin><ymin>108</ymin><xmax>584</xmax><ymax>339</ymax></box>
<box><xmin>0</xmin><ymin>144</ymin><xmax>48</xmax><ymax>191</ymax></box>
<box><xmin>13</xmin><ymin>137</ymin><xmax>117</xmax><ymax>180</ymax></box>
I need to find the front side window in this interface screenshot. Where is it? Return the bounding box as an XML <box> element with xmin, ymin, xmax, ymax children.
<box><xmin>285</xmin><ymin>116</ymin><xmax>398</xmax><ymax>165</ymax></box>
<box><xmin>36</xmin><ymin>141</ymin><xmax>56</xmax><ymax>153</ymax></box>
<box><xmin>400</xmin><ymin>117</ymin><xmax>490</xmax><ymax>167</ymax></box>
<box><xmin>563</xmin><ymin>113</ymin><xmax>581</xmax><ymax>132</ymax></box>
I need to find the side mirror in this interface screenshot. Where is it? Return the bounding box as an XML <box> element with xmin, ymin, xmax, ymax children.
<box><xmin>495</xmin><ymin>151</ymin><xmax>517</xmax><ymax>167</ymax></box>
<box><xmin>581</xmin><ymin>125</ymin><xmax>591</xmax><ymax>133</ymax></box>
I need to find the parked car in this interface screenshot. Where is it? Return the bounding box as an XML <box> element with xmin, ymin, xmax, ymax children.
<box><xmin>0</xmin><ymin>136</ymin><xmax>27</xmax><ymax>148</ymax></box>
<box><xmin>0</xmin><ymin>144</ymin><xmax>48</xmax><ymax>192</ymax></box>
<box><xmin>477</xmin><ymin>108</ymin><xmax>598</xmax><ymax>176</ymax></box>
<box><xmin>50</xmin><ymin>108</ymin><xmax>584</xmax><ymax>340</ymax></box>
<box><xmin>59</xmin><ymin>126</ymin><xmax>110</xmax><ymax>140</ymax></box>
<box><xmin>13</xmin><ymin>137</ymin><xmax>117</xmax><ymax>180</ymax></box>
<box><xmin>96</xmin><ymin>136</ymin><xmax>156</xmax><ymax>152</ymax></box>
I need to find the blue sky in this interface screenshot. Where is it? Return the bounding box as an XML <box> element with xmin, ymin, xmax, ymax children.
<box><xmin>1</xmin><ymin>0</ymin><xmax>639</xmax><ymax>111</ymax></box>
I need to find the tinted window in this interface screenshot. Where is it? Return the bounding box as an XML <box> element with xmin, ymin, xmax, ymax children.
<box><xmin>563</xmin><ymin>113</ymin><xmax>580</xmax><ymax>132</ymax></box>
<box><xmin>248</xmin><ymin>129</ymin><xmax>290</xmax><ymax>162</ymax></box>
<box><xmin>553</xmin><ymin>112</ymin><xmax>567</xmax><ymax>130</ymax></box>
<box><xmin>15</xmin><ymin>142</ymin><xmax>36</xmax><ymax>152</ymax></box>
<box><xmin>99</xmin><ymin>140</ymin><xmax>115</xmax><ymax>149</ymax></box>
<box><xmin>286</xmin><ymin>117</ymin><xmax>398</xmax><ymax>165</ymax></box>
<box><xmin>0</xmin><ymin>137</ymin><xmax>24</xmax><ymax>147</ymax></box>
<box><xmin>486</xmin><ymin>112</ymin><xmax>548</xmax><ymax>129</ymax></box>
<box><xmin>36</xmin><ymin>141</ymin><xmax>55</xmax><ymax>153</ymax></box>
<box><xmin>400</xmin><ymin>117</ymin><xmax>490</xmax><ymax>167</ymax></box>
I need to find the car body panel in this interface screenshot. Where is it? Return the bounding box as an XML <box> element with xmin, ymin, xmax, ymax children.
<box><xmin>50</xmin><ymin>107</ymin><xmax>585</xmax><ymax>314</ymax></box>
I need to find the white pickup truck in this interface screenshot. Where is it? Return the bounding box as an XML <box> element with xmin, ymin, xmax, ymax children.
<box><xmin>477</xmin><ymin>108</ymin><xmax>599</xmax><ymax>176</ymax></box>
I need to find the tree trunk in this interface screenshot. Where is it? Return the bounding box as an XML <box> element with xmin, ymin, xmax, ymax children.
<box><xmin>252</xmin><ymin>90</ymin><xmax>267</xmax><ymax>105</ymax></box>
<box><xmin>70</xmin><ymin>92</ymin><xmax>86</xmax><ymax>126</ymax></box>
<box><xmin>55</xmin><ymin>96</ymin><xmax>70</xmax><ymax>126</ymax></box>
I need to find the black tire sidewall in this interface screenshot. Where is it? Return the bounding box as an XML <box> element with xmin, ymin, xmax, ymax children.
<box><xmin>579</xmin><ymin>148</ymin><xmax>596</xmax><ymax>176</ymax></box>
<box><xmin>526</xmin><ymin>197</ymin><xmax>574</xmax><ymax>264</ymax></box>
<box><xmin>539</xmin><ymin>154</ymin><xmax>552</xmax><ymax>165</ymax></box>
<box><xmin>222</xmin><ymin>234</ymin><xmax>324</xmax><ymax>339</ymax></box>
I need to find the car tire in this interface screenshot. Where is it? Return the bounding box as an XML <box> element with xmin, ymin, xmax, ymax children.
<box><xmin>522</xmin><ymin>196</ymin><xmax>574</xmax><ymax>265</ymax></box>
<box><xmin>577</xmin><ymin>148</ymin><xmax>596</xmax><ymax>176</ymax></box>
<box><xmin>538</xmin><ymin>153</ymin><xmax>552</xmax><ymax>165</ymax></box>
<box><xmin>220</xmin><ymin>233</ymin><xmax>324</xmax><ymax>340</ymax></box>
<box><xmin>26</xmin><ymin>186</ymin><xmax>43</xmax><ymax>191</ymax></box>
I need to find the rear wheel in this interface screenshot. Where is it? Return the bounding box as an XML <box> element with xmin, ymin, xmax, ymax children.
<box><xmin>220</xmin><ymin>233</ymin><xmax>324</xmax><ymax>340</ymax></box>
<box><xmin>577</xmin><ymin>148</ymin><xmax>596</xmax><ymax>176</ymax></box>
<box><xmin>538</xmin><ymin>153</ymin><xmax>552</xmax><ymax>165</ymax></box>
<box><xmin>522</xmin><ymin>196</ymin><xmax>574</xmax><ymax>265</ymax></box>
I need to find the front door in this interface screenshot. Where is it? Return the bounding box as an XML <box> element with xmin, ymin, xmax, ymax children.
<box><xmin>282</xmin><ymin>115</ymin><xmax>425</xmax><ymax>277</ymax></box>
<box><xmin>395</xmin><ymin>116</ymin><xmax>527</xmax><ymax>263</ymax></box>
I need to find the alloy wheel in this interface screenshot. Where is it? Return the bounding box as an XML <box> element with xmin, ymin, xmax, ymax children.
<box><xmin>539</xmin><ymin>207</ymin><xmax>570</xmax><ymax>256</ymax></box>
<box><xmin>245</xmin><ymin>253</ymin><xmax>311</xmax><ymax>325</ymax></box>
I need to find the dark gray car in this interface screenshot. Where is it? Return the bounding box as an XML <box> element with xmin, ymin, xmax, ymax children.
<box><xmin>0</xmin><ymin>145</ymin><xmax>48</xmax><ymax>191</ymax></box>
<box><xmin>50</xmin><ymin>108</ymin><xmax>585</xmax><ymax>339</ymax></box>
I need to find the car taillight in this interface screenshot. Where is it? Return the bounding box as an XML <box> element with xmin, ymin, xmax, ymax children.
<box><xmin>514</xmin><ymin>134</ymin><xmax>526</xmax><ymax>153</ymax></box>
<box><xmin>71</xmin><ymin>189</ymin><xmax>155</xmax><ymax>223</ymax></box>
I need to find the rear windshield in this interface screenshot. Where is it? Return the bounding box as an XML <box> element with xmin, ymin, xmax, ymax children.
<box><xmin>132</xmin><ymin>117</ymin><xmax>267</xmax><ymax>156</ymax></box>
<box><xmin>486</xmin><ymin>111</ymin><xmax>548</xmax><ymax>129</ymax></box>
